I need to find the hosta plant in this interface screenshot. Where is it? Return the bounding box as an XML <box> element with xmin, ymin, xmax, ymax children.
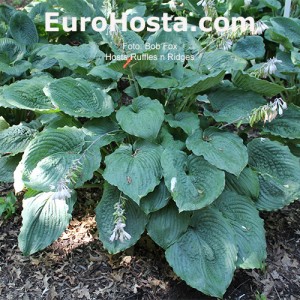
<box><xmin>0</xmin><ymin>0</ymin><xmax>300</xmax><ymax>298</ymax></box>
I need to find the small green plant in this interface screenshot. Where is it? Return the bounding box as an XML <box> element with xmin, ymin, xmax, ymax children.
<box><xmin>255</xmin><ymin>292</ymin><xmax>267</xmax><ymax>300</ymax></box>
<box><xmin>0</xmin><ymin>192</ymin><xmax>17</xmax><ymax>219</ymax></box>
<box><xmin>0</xmin><ymin>0</ymin><xmax>299</xmax><ymax>298</ymax></box>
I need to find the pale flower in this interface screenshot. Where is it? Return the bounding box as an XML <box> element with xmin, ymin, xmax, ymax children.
<box><xmin>270</xmin><ymin>98</ymin><xmax>287</xmax><ymax>116</ymax></box>
<box><xmin>110</xmin><ymin>220</ymin><xmax>132</xmax><ymax>243</ymax></box>
<box><xmin>169</xmin><ymin>0</ymin><xmax>177</xmax><ymax>12</ymax></box>
<box><xmin>253</xmin><ymin>21</ymin><xmax>269</xmax><ymax>35</ymax></box>
<box><xmin>262</xmin><ymin>57</ymin><xmax>282</xmax><ymax>78</ymax></box>
<box><xmin>220</xmin><ymin>38</ymin><xmax>233</xmax><ymax>51</ymax></box>
<box><xmin>50</xmin><ymin>181</ymin><xmax>72</xmax><ymax>201</ymax></box>
<box><xmin>244</xmin><ymin>0</ymin><xmax>252</xmax><ymax>6</ymax></box>
<box><xmin>170</xmin><ymin>177</ymin><xmax>177</xmax><ymax>193</ymax></box>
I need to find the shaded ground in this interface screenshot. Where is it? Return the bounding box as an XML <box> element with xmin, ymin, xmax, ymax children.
<box><xmin>0</xmin><ymin>186</ymin><xmax>299</xmax><ymax>300</ymax></box>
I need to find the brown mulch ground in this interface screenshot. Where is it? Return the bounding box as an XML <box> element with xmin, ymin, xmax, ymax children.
<box><xmin>0</xmin><ymin>186</ymin><xmax>299</xmax><ymax>300</ymax></box>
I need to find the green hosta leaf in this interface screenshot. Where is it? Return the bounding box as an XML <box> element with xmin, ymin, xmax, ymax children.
<box><xmin>176</xmin><ymin>70</ymin><xmax>226</xmax><ymax>95</ymax></box>
<box><xmin>103</xmin><ymin>141</ymin><xmax>163</xmax><ymax>204</ymax></box>
<box><xmin>0</xmin><ymin>154</ymin><xmax>22</xmax><ymax>183</ymax></box>
<box><xmin>140</xmin><ymin>180</ymin><xmax>171</xmax><ymax>215</ymax></box>
<box><xmin>187</xmin><ymin>128</ymin><xmax>248</xmax><ymax>176</ymax></box>
<box><xmin>270</xmin><ymin>17</ymin><xmax>300</xmax><ymax>48</ymax></box>
<box><xmin>165</xmin><ymin>112</ymin><xmax>200</xmax><ymax>135</ymax></box>
<box><xmin>2</xmin><ymin>76</ymin><xmax>55</xmax><ymax>111</ymax></box>
<box><xmin>204</xmin><ymin>85</ymin><xmax>266</xmax><ymax>124</ymax></box>
<box><xmin>116</xmin><ymin>96</ymin><xmax>164</xmax><ymax>140</ymax></box>
<box><xmin>44</xmin><ymin>78</ymin><xmax>114</xmax><ymax>118</ymax></box>
<box><xmin>264</xmin><ymin>29</ymin><xmax>294</xmax><ymax>51</ymax></box>
<box><xmin>189</xmin><ymin>50</ymin><xmax>247</xmax><ymax>72</ymax></box>
<box><xmin>0</xmin><ymin>60</ymin><xmax>32</xmax><ymax>77</ymax></box>
<box><xmin>0</xmin><ymin>38</ymin><xmax>25</xmax><ymax>63</ymax></box>
<box><xmin>18</xmin><ymin>192</ymin><xmax>76</xmax><ymax>256</ymax></box>
<box><xmin>0</xmin><ymin>124</ymin><xmax>38</xmax><ymax>155</ymax></box>
<box><xmin>232</xmin><ymin>71</ymin><xmax>285</xmax><ymax>97</ymax></box>
<box><xmin>37</xmin><ymin>43</ymin><xmax>103</xmax><ymax>69</ymax></box>
<box><xmin>260</xmin><ymin>0</ymin><xmax>281</xmax><ymax>10</ymax></box>
<box><xmin>248</xmin><ymin>139</ymin><xmax>300</xmax><ymax>211</ymax></box>
<box><xmin>57</xmin><ymin>0</ymin><xmax>95</xmax><ymax>17</ymax></box>
<box><xmin>166</xmin><ymin>207</ymin><xmax>237</xmax><ymax>298</ymax></box>
<box><xmin>136</xmin><ymin>76</ymin><xmax>178</xmax><ymax>89</ymax></box>
<box><xmin>147</xmin><ymin>202</ymin><xmax>190</xmax><ymax>249</ymax></box>
<box><xmin>22</xmin><ymin>127</ymin><xmax>101</xmax><ymax>191</ymax></box>
<box><xmin>161</xmin><ymin>150</ymin><xmax>225</xmax><ymax>212</ymax></box>
<box><xmin>83</xmin><ymin>118</ymin><xmax>126</xmax><ymax>148</ymax></box>
<box><xmin>88</xmin><ymin>65</ymin><xmax>122</xmax><ymax>81</ymax></box>
<box><xmin>9</xmin><ymin>12</ymin><xmax>38</xmax><ymax>45</ymax></box>
<box><xmin>104</xmin><ymin>30</ymin><xmax>145</xmax><ymax>55</ymax></box>
<box><xmin>263</xmin><ymin>105</ymin><xmax>300</xmax><ymax>139</ymax></box>
<box><xmin>146</xmin><ymin>30</ymin><xmax>185</xmax><ymax>72</ymax></box>
<box><xmin>226</xmin><ymin>168</ymin><xmax>260</xmax><ymax>200</ymax></box>
<box><xmin>0</xmin><ymin>4</ymin><xmax>16</xmax><ymax>23</ymax></box>
<box><xmin>214</xmin><ymin>191</ymin><xmax>266</xmax><ymax>269</ymax></box>
<box><xmin>157</xmin><ymin>126</ymin><xmax>186</xmax><ymax>151</ymax></box>
<box><xmin>233</xmin><ymin>36</ymin><xmax>265</xmax><ymax>60</ymax></box>
<box><xmin>95</xmin><ymin>184</ymin><xmax>148</xmax><ymax>254</ymax></box>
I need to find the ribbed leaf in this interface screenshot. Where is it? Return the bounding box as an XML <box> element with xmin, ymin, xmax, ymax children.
<box><xmin>0</xmin><ymin>60</ymin><xmax>31</xmax><ymax>77</ymax></box>
<box><xmin>166</xmin><ymin>207</ymin><xmax>237</xmax><ymax>298</ymax></box>
<box><xmin>0</xmin><ymin>38</ymin><xmax>25</xmax><ymax>63</ymax></box>
<box><xmin>232</xmin><ymin>71</ymin><xmax>285</xmax><ymax>97</ymax></box>
<box><xmin>18</xmin><ymin>192</ymin><xmax>76</xmax><ymax>256</ymax></box>
<box><xmin>214</xmin><ymin>191</ymin><xmax>267</xmax><ymax>269</ymax></box>
<box><xmin>248</xmin><ymin>139</ymin><xmax>300</xmax><ymax>211</ymax></box>
<box><xmin>37</xmin><ymin>43</ymin><xmax>103</xmax><ymax>69</ymax></box>
<box><xmin>140</xmin><ymin>180</ymin><xmax>170</xmax><ymax>214</ymax></box>
<box><xmin>0</xmin><ymin>124</ymin><xmax>38</xmax><ymax>155</ymax></box>
<box><xmin>176</xmin><ymin>70</ymin><xmax>226</xmax><ymax>95</ymax></box>
<box><xmin>88</xmin><ymin>65</ymin><xmax>122</xmax><ymax>81</ymax></box>
<box><xmin>0</xmin><ymin>154</ymin><xmax>22</xmax><ymax>183</ymax></box>
<box><xmin>263</xmin><ymin>104</ymin><xmax>300</xmax><ymax>139</ymax></box>
<box><xmin>204</xmin><ymin>85</ymin><xmax>266</xmax><ymax>124</ymax></box>
<box><xmin>226</xmin><ymin>168</ymin><xmax>260</xmax><ymax>200</ymax></box>
<box><xmin>83</xmin><ymin>118</ymin><xmax>126</xmax><ymax>148</ymax></box>
<box><xmin>44</xmin><ymin>77</ymin><xmax>114</xmax><ymax>118</ymax></box>
<box><xmin>187</xmin><ymin>128</ymin><xmax>248</xmax><ymax>176</ymax></box>
<box><xmin>147</xmin><ymin>202</ymin><xmax>190</xmax><ymax>249</ymax></box>
<box><xmin>270</xmin><ymin>17</ymin><xmax>300</xmax><ymax>48</ymax></box>
<box><xmin>0</xmin><ymin>4</ymin><xmax>16</xmax><ymax>23</ymax></box>
<box><xmin>233</xmin><ymin>36</ymin><xmax>265</xmax><ymax>60</ymax></box>
<box><xmin>9</xmin><ymin>12</ymin><xmax>38</xmax><ymax>45</ymax></box>
<box><xmin>157</xmin><ymin>126</ymin><xmax>186</xmax><ymax>151</ymax></box>
<box><xmin>165</xmin><ymin>112</ymin><xmax>200</xmax><ymax>135</ymax></box>
<box><xmin>161</xmin><ymin>150</ymin><xmax>225</xmax><ymax>212</ymax></box>
<box><xmin>103</xmin><ymin>141</ymin><xmax>163</xmax><ymax>204</ymax></box>
<box><xmin>95</xmin><ymin>184</ymin><xmax>148</xmax><ymax>254</ymax></box>
<box><xmin>22</xmin><ymin>127</ymin><xmax>101</xmax><ymax>191</ymax></box>
<box><xmin>116</xmin><ymin>96</ymin><xmax>165</xmax><ymax>140</ymax></box>
<box><xmin>136</xmin><ymin>76</ymin><xmax>178</xmax><ymax>89</ymax></box>
<box><xmin>189</xmin><ymin>50</ymin><xmax>247</xmax><ymax>72</ymax></box>
<box><xmin>57</xmin><ymin>0</ymin><xmax>94</xmax><ymax>17</ymax></box>
<box><xmin>2</xmin><ymin>76</ymin><xmax>55</xmax><ymax>111</ymax></box>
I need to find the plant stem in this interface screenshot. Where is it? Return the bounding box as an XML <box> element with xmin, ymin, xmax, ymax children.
<box><xmin>129</xmin><ymin>65</ymin><xmax>140</xmax><ymax>96</ymax></box>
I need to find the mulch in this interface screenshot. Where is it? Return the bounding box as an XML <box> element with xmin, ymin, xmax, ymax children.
<box><xmin>0</xmin><ymin>186</ymin><xmax>299</xmax><ymax>300</ymax></box>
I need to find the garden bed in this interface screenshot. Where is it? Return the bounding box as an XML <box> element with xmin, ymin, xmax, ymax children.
<box><xmin>1</xmin><ymin>186</ymin><xmax>299</xmax><ymax>300</ymax></box>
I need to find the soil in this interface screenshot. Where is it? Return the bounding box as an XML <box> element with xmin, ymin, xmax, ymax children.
<box><xmin>0</xmin><ymin>185</ymin><xmax>299</xmax><ymax>300</ymax></box>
